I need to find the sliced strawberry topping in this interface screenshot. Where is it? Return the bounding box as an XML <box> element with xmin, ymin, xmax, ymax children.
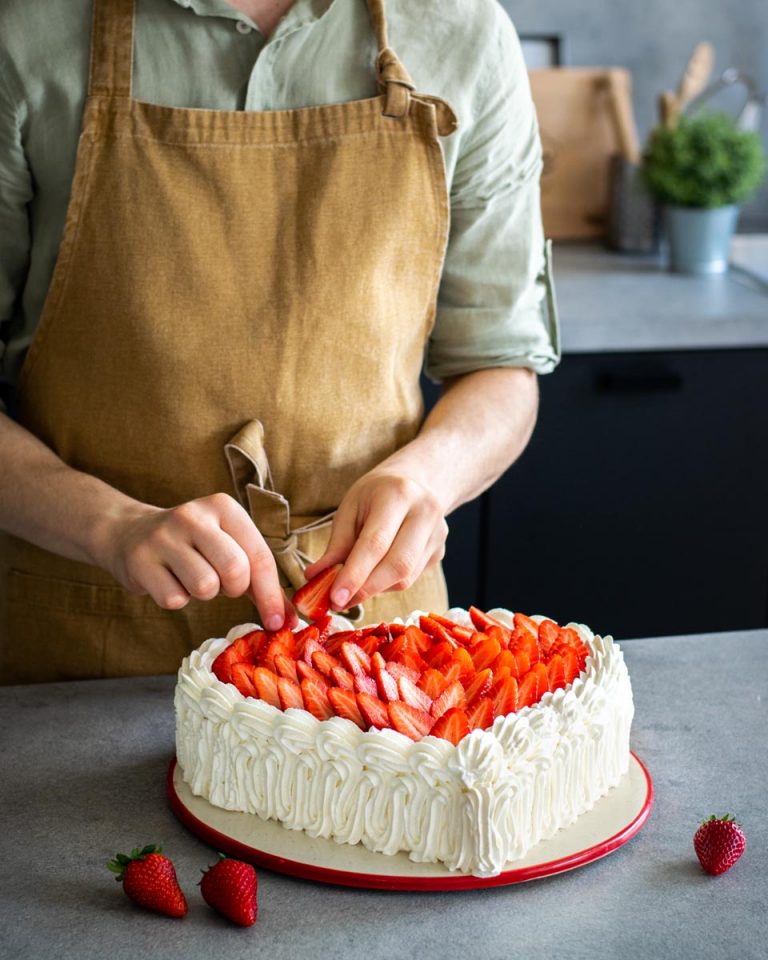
<box><xmin>300</xmin><ymin>678</ymin><xmax>334</xmax><ymax>721</ymax></box>
<box><xmin>292</xmin><ymin>564</ymin><xmax>341</xmax><ymax>621</ymax></box>
<box><xmin>464</xmin><ymin>667</ymin><xmax>493</xmax><ymax>706</ymax></box>
<box><xmin>430</xmin><ymin>680</ymin><xmax>466</xmax><ymax>720</ymax></box>
<box><xmin>388</xmin><ymin>701</ymin><xmax>434</xmax><ymax>741</ymax></box>
<box><xmin>469</xmin><ymin>635</ymin><xmax>501</xmax><ymax>672</ymax></box>
<box><xmin>261</xmin><ymin>636</ymin><xmax>295</xmax><ymax>673</ymax></box>
<box><xmin>531</xmin><ymin>662</ymin><xmax>550</xmax><ymax>698</ymax></box>
<box><xmin>252</xmin><ymin>667</ymin><xmax>281</xmax><ymax>708</ymax></box>
<box><xmin>212</xmin><ymin>647</ymin><xmax>241</xmax><ymax>685</ymax></box>
<box><xmin>324</xmin><ymin>629</ymin><xmax>362</xmax><ymax>656</ymax></box>
<box><xmin>547</xmin><ymin>654</ymin><xmax>566</xmax><ymax>692</ymax></box>
<box><xmin>430</xmin><ymin>706</ymin><xmax>470</xmax><ymax>745</ymax></box>
<box><xmin>296</xmin><ymin>660</ymin><xmax>329</xmax><ymax>691</ymax></box>
<box><xmin>418</xmin><ymin>668</ymin><xmax>449</xmax><ymax>699</ymax></box>
<box><xmin>513</xmin><ymin>612</ymin><xmax>539</xmax><ymax>639</ymax></box>
<box><xmin>373</xmin><ymin>662</ymin><xmax>399</xmax><ymax>702</ymax></box>
<box><xmin>302</xmin><ymin>635</ymin><xmax>326</xmax><ymax>667</ymax></box>
<box><xmin>397</xmin><ymin>675</ymin><xmax>433</xmax><ymax>713</ymax></box>
<box><xmin>516</xmin><ymin>671</ymin><xmax>539</xmax><ymax>710</ymax></box>
<box><xmin>330</xmin><ymin>664</ymin><xmax>355</xmax><ymax>690</ymax></box>
<box><xmin>446</xmin><ymin>646</ymin><xmax>475</xmax><ymax>683</ymax></box>
<box><xmin>441</xmin><ymin>660</ymin><xmax>462</xmax><ymax>685</ymax></box>
<box><xmin>231</xmin><ymin>662</ymin><xmax>259</xmax><ymax>698</ymax></box>
<box><xmin>418</xmin><ymin>616</ymin><xmax>454</xmax><ymax>645</ymax></box>
<box><xmin>467</xmin><ymin>697</ymin><xmax>494</xmax><ymax>731</ymax></box>
<box><xmin>359</xmin><ymin>634</ymin><xmax>382</xmax><ymax>658</ymax></box>
<box><xmin>511</xmin><ymin>629</ymin><xmax>540</xmax><ymax>666</ymax></box>
<box><xmin>491</xmin><ymin>649</ymin><xmax>515</xmax><ymax>678</ymax></box>
<box><xmin>277</xmin><ymin>677</ymin><xmax>304</xmax><ymax>711</ymax></box>
<box><xmin>404</xmin><ymin>624</ymin><xmax>433</xmax><ymax>654</ymax></box>
<box><xmin>232</xmin><ymin>630</ymin><xmax>266</xmax><ymax>661</ymax></box>
<box><xmin>469</xmin><ymin>606</ymin><xmax>507</xmax><ymax>635</ymax></box>
<box><xmin>385</xmin><ymin>661</ymin><xmax>420</xmax><ymax>684</ymax></box>
<box><xmin>426</xmin><ymin>641</ymin><xmax>455</xmax><ymax>670</ymax></box>
<box><xmin>492</xmin><ymin>676</ymin><xmax>518</xmax><ymax>718</ymax></box>
<box><xmin>513</xmin><ymin>649</ymin><xmax>531</xmax><ymax>677</ymax></box>
<box><xmin>274</xmin><ymin>653</ymin><xmax>299</xmax><ymax>684</ymax></box>
<box><xmin>353</xmin><ymin>673</ymin><xmax>378</xmax><ymax>697</ymax></box>
<box><xmin>327</xmin><ymin>687</ymin><xmax>366</xmax><ymax>729</ymax></box>
<box><xmin>356</xmin><ymin>692</ymin><xmax>389</xmax><ymax>729</ymax></box>
<box><xmin>293</xmin><ymin>624</ymin><xmax>319</xmax><ymax>660</ymax></box>
<box><xmin>562</xmin><ymin>649</ymin><xmax>581</xmax><ymax>684</ymax></box>
<box><xmin>340</xmin><ymin>642</ymin><xmax>371</xmax><ymax>678</ymax></box>
<box><xmin>311</xmin><ymin>649</ymin><xmax>341</xmax><ymax>678</ymax></box>
<box><xmin>426</xmin><ymin>612</ymin><xmax>474</xmax><ymax>644</ymax></box>
<box><xmin>537</xmin><ymin>619</ymin><xmax>559</xmax><ymax>657</ymax></box>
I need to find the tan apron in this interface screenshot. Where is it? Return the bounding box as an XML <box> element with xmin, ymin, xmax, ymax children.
<box><xmin>0</xmin><ymin>0</ymin><xmax>458</xmax><ymax>683</ymax></box>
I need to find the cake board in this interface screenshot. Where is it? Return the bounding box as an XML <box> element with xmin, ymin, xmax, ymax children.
<box><xmin>167</xmin><ymin>751</ymin><xmax>653</xmax><ymax>890</ymax></box>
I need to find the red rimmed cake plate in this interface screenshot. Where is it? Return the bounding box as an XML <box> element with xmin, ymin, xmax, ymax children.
<box><xmin>167</xmin><ymin>751</ymin><xmax>652</xmax><ymax>890</ymax></box>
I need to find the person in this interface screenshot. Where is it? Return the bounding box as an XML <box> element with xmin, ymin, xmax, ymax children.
<box><xmin>0</xmin><ymin>0</ymin><xmax>559</xmax><ymax>683</ymax></box>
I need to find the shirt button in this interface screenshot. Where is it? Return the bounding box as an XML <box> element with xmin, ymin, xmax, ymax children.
<box><xmin>235</xmin><ymin>20</ymin><xmax>252</xmax><ymax>34</ymax></box>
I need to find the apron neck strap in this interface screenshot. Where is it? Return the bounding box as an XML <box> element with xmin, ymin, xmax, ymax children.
<box><xmin>88</xmin><ymin>0</ymin><xmax>135</xmax><ymax>99</ymax></box>
<box><xmin>366</xmin><ymin>0</ymin><xmax>415</xmax><ymax>118</ymax></box>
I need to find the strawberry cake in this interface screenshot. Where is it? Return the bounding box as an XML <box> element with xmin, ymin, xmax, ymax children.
<box><xmin>174</xmin><ymin>600</ymin><xmax>634</xmax><ymax>878</ymax></box>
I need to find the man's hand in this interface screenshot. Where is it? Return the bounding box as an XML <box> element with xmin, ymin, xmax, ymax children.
<box><xmin>304</xmin><ymin>471</ymin><xmax>448</xmax><ymax>609</ymax></box>
<box><xmin>95</xmin><ymin>493</ymin><xmax>294</xmax><ymax>629</ymax></box>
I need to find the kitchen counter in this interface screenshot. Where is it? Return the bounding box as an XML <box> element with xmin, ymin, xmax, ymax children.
<box><xmin>554</xmin><ymin>244</ymin><xmax>768</xmax><ymax>354</ymax></box>
<box><xmin>1</xmin><ymin>629</ymin><xmax>766</xmax><ymax>960</ymax></box>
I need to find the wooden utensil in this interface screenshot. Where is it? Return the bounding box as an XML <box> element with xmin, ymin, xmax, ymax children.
<box><xmin>676</xmin><ymin>42</ymin><xmax>715</xmax><ymax>108</ymax></box>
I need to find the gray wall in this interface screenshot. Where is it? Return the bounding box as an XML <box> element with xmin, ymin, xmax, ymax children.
<box><xmin>502</xmin><ymin>0</ymin><xmax>768</xmax><ymax>228</ymax></box>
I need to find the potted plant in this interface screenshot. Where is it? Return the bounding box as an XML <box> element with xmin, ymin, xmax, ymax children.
<box><xmin>642</xmin><ymin>112</ymin><xmax>765</xmax><ymax>274</ymax></box>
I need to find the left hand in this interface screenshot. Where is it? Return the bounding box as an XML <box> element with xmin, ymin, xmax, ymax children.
<box><xmin>303</xmin><ymin>469</ymin><xmax>448</xmax><ymax>610</ymax></box>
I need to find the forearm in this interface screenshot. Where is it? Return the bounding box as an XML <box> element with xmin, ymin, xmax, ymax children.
<box><xmin>379</xmin><ymin>366</ymin><xmax>539</xmax><ymax>515</ymax></box>
<box><xmin>0</xmin><ymin>411</ymin><xmax>144</xmax><ymax>566</ymax></box>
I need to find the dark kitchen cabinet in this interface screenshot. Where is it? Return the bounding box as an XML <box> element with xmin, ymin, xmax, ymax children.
<box><xmin>478</xmin><ymin>349</ymin><xmax>768</xmax><ymax>639</ymax></box>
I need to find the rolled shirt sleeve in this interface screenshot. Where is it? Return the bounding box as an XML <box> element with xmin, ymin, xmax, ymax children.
<box><xmin>425</xmin><ymin>8</ymin><xmax>560</xmax><ymax>383</ymax></box>
<box><xmin>0</xmin><ymin>55</ymin><xmax>33</xmax><ymax>414</ymax></box>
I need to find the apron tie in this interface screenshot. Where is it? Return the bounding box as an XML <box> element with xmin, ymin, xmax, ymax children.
<box><xmin>225</xmin><ymin>421</ymin><xmax>363</xmax><ymax>620</ymax></box>
<box><xmin>376</xmin><ymin>47</ymin><xmax>415</xmax><ymax>119</ymax></box>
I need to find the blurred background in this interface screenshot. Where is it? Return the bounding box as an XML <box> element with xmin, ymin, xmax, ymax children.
<box><xmin>434</xmin><ymin>0</ymin><xmax>768</xmax><ymax>641</ymax></box>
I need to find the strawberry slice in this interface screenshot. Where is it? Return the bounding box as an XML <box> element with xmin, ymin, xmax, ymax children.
<box><xmin>277</xmin><ymin>677</ymin><xmax>304</xmax><ymax>711</ymax></box>
<box><xmin>340</xmin><ymin>642</ymin><xmax>371</xmax><ymax>678</ymax></box>
<box><xmin>537</xmin><ymin>619</ymin><xmax>559</xmax><ymax>657</ymax></box>
<box><xmin>296</xmin><ymin>660</ymin><xmax>329</xmax><ymax>691</ymax></box>
<box><xmin>426</xmin><ymin>641</ymin><xmax>455</xmax><ymax>670</ymax></box>
<box><xmin>330</xmin><ymin>664</ymin><xmax>355</xmax><ymax>690</ymax></box>
<box><xmin>469</xmin><ymin>635</ymin><xmax>501</xmax><ymax>672</ymax></box>
<box><xmin>562</xmin><ymin>649</ymin><xmax>581</xmax><ymax>684</ymax></box>
<box><xmin>353</xmin><ymin>673</ymin><xmax>378</xmax><ymax>697</ymax></box>
<box><xmin>418</xmin><ymin>616</ymin><xmax>454</xmax><ymax>645</ymax></box>
<box><xmin>274</xmin><ymin>653</ymin><xmax>299</xmax><ymax>684</ymax></box>
<box><xmin>404</xmin><ymin>624</ymin><xmax>433</xmax><ymax>654</ymax></box>
<box><xmin>397</xmin><ymin>675</ymin><xmax>433</xmax><ymax>713</ymax></box>
<box><xmin>372</xmin><ymin>662</ymin><xmax>399</xmax><ymax>703</ymax></box>
<box><xmin>511</xmin><ymin>629</ymin><xmax>540</xmax><ymax>666</ymax></box>
<box><xmin>385</xmin><ymin>661</ymin><xmax>420</xmax><ymax>684</ymax></box>
<box><xmin>513</xmin><ymin>649</ymin><xmax>531</xmax><ymax>677</ymax></box>
<box><xmin>418</xmin><ymin>668</ymin><xmax>449</xmax><ymax>699</ymax></box>
<box><xmin>426</xmin><ymin>612</ymin><xmax>474</xmax><ymax>644</ymax></box>
<box><xmin>231</xmin><ymin>662</ymin><xmax>258</xmax><ymax>698</ymax></box>
<box><xmin>311</xmin><ymin>649</ymin><xmax>341</xmax><ymax>678</ymax></box>
<box><xmin>212</xmin><ymin>647</ymin><xmax>241</xmax><ymax>685</ymax></box>
<box><xmin>469</xmin><ymin>606</ymin><xmax>507</xmax><ymax>634</ymax></box>
<box><xmin>302</xmin><ymin>635</ymin><xmax>326</xmax><ymax>667</ymax></box>
<box><xmin>359</xmin><ymin>635</ymin><xmax>382</xmax><ymax>658</ymax></box>
<box><xmin>356</xmin><ymin>692</ymin><xmax>390</xmax><ymax>729</ymax></box>
<box><xmin>324</xmin><ymin>629</ymin><xmax>362</xmax><ymax>656</ymax></box>
<box><xmin>261</xmin><ymin>635</ymin><xmax>295</xmax><ymax>672</ymax></box>
<box><xmin>445</xmin><ymin>647</ymin><xmax>475</xmax><ymax>683</ymax></box>
<box><xmin>441</xmin><ymin>661</ymin><xmax>462</xmax><ymax>684</ymax></box>
<box><xmin>292</xmin><ymin>564</ymin><xmax>342</xmax><ymax>621</ymax></box>
<box><xmin>294</xmin><ymin>624</ymin><xmax>319</xmax><ymax>660</ymax></box>
<box><xmin>531</xmin><ymin>662</ymin><xmax>550</xmax><ymax>698</ymax></box>
<box><xmin>492</xmin><ymin>676</ymin><xmax>518</xmax><ymax>718</ymax></box>
<box><xmin>467</xmin><ymin>697</ymin><xmax>494</xmax><ymax>731</ymax></box>
<box><xmin>232</xmin><ymin>630</ymin><xmax>266</xmax><ymax>661</ymax></box>
<box><xmin>513</xmin><ymin>612</ymin><xmax>539</xmax><ymax>639</ymax></box>
<box><xmin>430</xmin><ymin>706</ymin><xmax>469</xmax><ymax>745</ymax></box>
<box><xmin>327</xmin><ymin>687</ymin><xmax>366</xmax><ymax>729</ymax></box>
<box><xmin>547</xmin><ymin>654</ymin><xmax>566</xmax><ymax>692</ymax></box>
<box><xmin>300</xmin><ymin>678</ymin><xmax>334</xmax><ymax>720</ymax></box>
<box><xmin>491</xmin><ymin>649</ymin><xmax>515</xmax><ymax>678</ymax></box>
<box><xmin>464</xmin><ymin>667</ymin><xmax>493</xmax><ymax>706</ymax></box>
<box><xmin>388</xmin><ymin>701</ymin><xmax>434</xmax><ymax>741</ymax></box>
<box><xmin>516</xmin><ymin>671</ymin><xmax>539</xmax><ymax>710</ymax></box>
<box><xmin>252</xmin><ymin>667</ymin><xmax>281</xmax><ymax>707</ymax></box>
<box><xmin>430</xmin><ymin>680</ymin><xmax>466</xmax><ymax>720</ymax></box>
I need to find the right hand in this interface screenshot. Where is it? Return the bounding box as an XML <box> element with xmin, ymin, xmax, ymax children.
<box><xmin>94</xmin><ymin>492</ymin><xmax>294</xmax><ymax>630</ymax></box>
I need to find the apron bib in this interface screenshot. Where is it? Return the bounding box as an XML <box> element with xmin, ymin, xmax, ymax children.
<box><xmin>0</xmin><ymin>0</ymin><xmax>456</xmax><ymax>683</ymax></box>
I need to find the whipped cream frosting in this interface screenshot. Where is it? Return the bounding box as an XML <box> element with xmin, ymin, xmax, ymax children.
<box><xmin>175</xmin><ymin>609</ymin><xmax>634</xmax><ymax>877</ymax></box>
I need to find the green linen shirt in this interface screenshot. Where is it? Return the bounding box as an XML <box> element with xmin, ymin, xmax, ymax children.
<box><xmin>0</xmin><ymin>0</ymin><xmax>560</xmax><ymax>412</ymax></box>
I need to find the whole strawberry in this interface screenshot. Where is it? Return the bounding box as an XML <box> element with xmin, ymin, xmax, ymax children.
<box><xmin>108</xmin><ymin>844</ymin><xmax>188</xmax><ymax>917</ymax></box>
<box><xmin>200</xmin><ymin>853</ymin><xmax>258</xmax><ymax>926</ymax></box>
<box><xmin>693</xmin><ymin>814</ymin><xmax>746</xmax><ymax>876</ymax></box>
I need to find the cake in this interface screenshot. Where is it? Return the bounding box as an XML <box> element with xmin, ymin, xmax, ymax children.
<box><xmin>175</xmin><ymin>607</ymin><xmax>634</xmax><ymax>877</ymax></box>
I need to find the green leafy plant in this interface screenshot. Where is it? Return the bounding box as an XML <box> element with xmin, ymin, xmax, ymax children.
<box><xmin>642</xmin><ymin>112</ymin><xmax>765</xmax><ymax>208</ymax></box>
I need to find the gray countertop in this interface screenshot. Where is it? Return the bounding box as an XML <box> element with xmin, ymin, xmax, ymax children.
<box><xmin>555</xmin><ymin>244</ymin><xmax>768</xmax><ymax>354</ymax></box>
<box><xmin>1</xmin><ymin>629</ymin><xmax>766</xmax><ymax>960</ymax></box>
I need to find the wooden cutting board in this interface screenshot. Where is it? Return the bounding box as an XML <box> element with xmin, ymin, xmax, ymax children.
<box><xmin>529</xmin><ymin>68</ymin><xmax>636</xmax><ymax>239</ymax></box>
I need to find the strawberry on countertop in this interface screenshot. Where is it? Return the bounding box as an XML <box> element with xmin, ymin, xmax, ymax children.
<box><xmin>693</xmin><ymin>814</ymin><xmax>746</xmax><ymax>876</ymax></box>
<box><xmin>108</xmin><ymin>845</ymin><xmax>187</xmax><ymax>918</ymax></box>
<box><xmin>200</xmin><ymin>853</ymin><xmax>258</xmax><ymax>926</ymax></box>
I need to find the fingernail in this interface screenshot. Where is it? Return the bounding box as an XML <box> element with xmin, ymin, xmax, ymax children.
<box><xmin>332</xmin><ymin>588</ymin><xmax>350</xmax><ymax>609</ymax></box>
<box><xmin>266</xmin><ymin>614</ymin><xmax>284</xmax><ymax>631</ymax></box>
